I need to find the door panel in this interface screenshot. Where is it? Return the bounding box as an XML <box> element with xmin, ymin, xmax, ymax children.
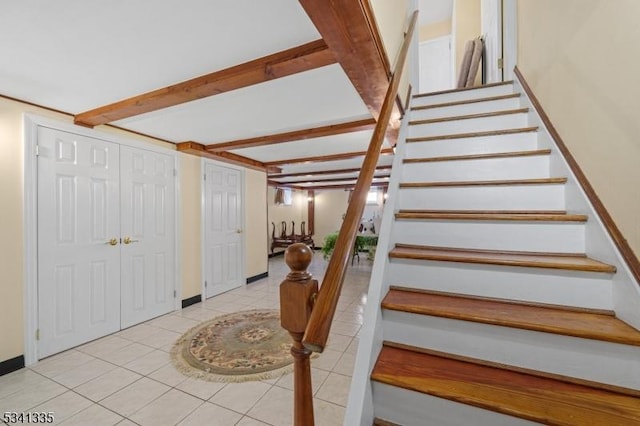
<box><xmin>204</xmin><ymin>163</ymin><xmax>243</xmax><ymax>298</ymax></box>
<box><xmin>37</xmin><ymin>127</ymin><xmax>121</xmax><ymax>358</ymax></box>
<box><xmin>482</xmin><ymin>0</ymin><xmax>504</xmax><ymax>83</ymax></box>
<box><xmin>419</xmin><ymin>37</ymin><xmax>453</xmax><ymax>93</ymax></box>
<box><xmin>120</xmin><ymin>146</ymin><xmax>175</xmax><ymax>328</ymax></box>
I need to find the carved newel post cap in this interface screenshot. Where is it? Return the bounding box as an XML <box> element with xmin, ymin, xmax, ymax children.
<box><xmin>285</xmin><ymin>243</ymin><xmax>313</xmax><ymax>281</ymax></box>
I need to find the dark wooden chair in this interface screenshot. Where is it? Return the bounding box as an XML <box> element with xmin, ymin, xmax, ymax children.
<box><xmin>296</xmin><ymin>221</ymin><xmax>315</xmax><ymax>250</ymax></box>
<box><xmin>271</xmin><ymin>221</ymin><xmax>296</xmax><ymax>253</ymax></box>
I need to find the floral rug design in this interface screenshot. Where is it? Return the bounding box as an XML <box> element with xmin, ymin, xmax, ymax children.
<box><xmin>170</xmin><ymin>309</ymin><xmax>295</xmax><ymax>382</ymax></box>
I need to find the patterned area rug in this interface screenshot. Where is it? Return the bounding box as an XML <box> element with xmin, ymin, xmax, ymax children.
<box><xmin>170</xmin><ymin>309</ymin><xmax>294</xmax><ymax>382</ymax></box>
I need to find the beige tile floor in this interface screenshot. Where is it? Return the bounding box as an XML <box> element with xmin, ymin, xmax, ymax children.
<box><xmin>0</xmin><ymin>255</ymin><xmax>372</xmax><ymax>426</ymax></box>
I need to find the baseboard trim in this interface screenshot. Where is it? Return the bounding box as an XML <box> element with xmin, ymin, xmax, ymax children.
<box><xmin>515</xmin><ymin>66</ymin><xmax>640</xmax><ymax>285</ymax></box>
<box><xmin>181</xmin><ymin>294</ymin><xmax>202</xmax><ymax>309</ymax></box>
<box><xmin>247</xmin><ymin>272</ymin><xmax>268</xmax><ymax>284</ymax></box>
<box><xmin>0</xmin><ymin>355</ymin><xmax>24</xmax><ymax>376</ymax></box>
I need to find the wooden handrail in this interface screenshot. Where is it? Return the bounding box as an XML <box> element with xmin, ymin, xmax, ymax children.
<box><xmin>302</xmin><ymin>10</ymin><xmax>419</xmax><ymax>353</ymax></box>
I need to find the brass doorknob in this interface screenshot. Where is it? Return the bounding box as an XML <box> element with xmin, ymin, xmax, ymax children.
<box><xmin>106</xmin><ymin>238</ymin><xmax>118</xmax><ymax>246</ymax></box>
<box><xmin>123</xmin><ymin>236</ymin><xmax>139</xmax><ymax>244</ymax></box>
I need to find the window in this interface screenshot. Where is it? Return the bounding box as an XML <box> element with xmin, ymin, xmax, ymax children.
<box><xmin>274</xmin><ymin>188</ymin><xmax>293</xmax><ymax>206</ymax></box>
<box><xmin>366</xmin><ymin>189</ymin><xmax>378</xmax><ymax>204</ymax></box>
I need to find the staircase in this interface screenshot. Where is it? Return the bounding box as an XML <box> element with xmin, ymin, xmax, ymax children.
<box><xmin>345</xmin><ymin>80</ymin><xmax>640</xmax><ymax>425</ymax></box>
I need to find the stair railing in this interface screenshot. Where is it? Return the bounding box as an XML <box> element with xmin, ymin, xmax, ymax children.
<box><xmin>279</xmin><ymin>10</ymin><xmax>418</xmax><ymax>426</ymax></box>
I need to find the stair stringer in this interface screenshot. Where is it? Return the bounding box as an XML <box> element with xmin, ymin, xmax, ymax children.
<box><xmin>513</xmin><ymin>76</ymin><xmax>640</xmax><ymax>330</ymax></box>
<box><xmin>343</xmin><ymin>106</ymin><xmax>412</xmax><ymax>426</ymax></box>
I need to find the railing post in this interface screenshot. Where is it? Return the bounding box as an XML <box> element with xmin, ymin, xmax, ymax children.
<box><xmin>280</xmin><ymin>243</ymin><xmax>318</xmax><ymax>426</ymax></box>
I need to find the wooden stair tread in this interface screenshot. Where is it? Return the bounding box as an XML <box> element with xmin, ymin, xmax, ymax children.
<box><xmin>409</xmin><ymin>108</ymin><xmax>529</xmax><ymax>126</ymax></box>
<box><xmin>406</xmin><ymin>127</ymin><xmax>538</xmax><ymax>143</ymax></box>
<box><xmin>382</xmin><ymin>287</ymin><xmax>640</xmax><ymax>346</ymax></box>
<box><xmin>399</xmin><ymin>177</ymin><xmax>567</xmax><ymax>188</ymax></box>
<box><xmin>372</xmin><ymin>344</ymin><xmax>640</xmax><ymax>425</ymax></box>
<box><xmin>413</xmin><ymin>81</ymin><xmax>514</xmax><ymax>98</ymax></box>
<box><xmin>395</xmin><ymin>210</ymin><xmax>587</xmax><ymax>222</ymax></box>
<box><xmin>411</xmin><ymin>93</ymin><xmax>521</xmax><ymax>111</ymax></box>
<box><xmin>372</xmin><ymin>418</ymin><xmax>401</xmax><ymax>426</ymax></box>
<box><xmin>403</xmin><ymin>149</ymin><xmax>551</xmax><ymax>163</ymax></box>
<box><xmin>389</xmin><ymin>243</ymin><xmax>617</xmax><ymax>273</ymax></box>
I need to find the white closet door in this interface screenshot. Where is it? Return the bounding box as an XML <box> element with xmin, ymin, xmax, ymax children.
<box><xmin>120</xmin><ymin>146</ymin><xmax>176</xmax><ymax>328</ymax></box>
<box><xmin>419</xmin><ymin>36</ymin><xmax>453</xmax><ymax>93</ymax></box>
<box><xmin>204</xmin><ymin>163</ymin><xmax>243</xmax><ymax>298</ymax></box>
<box><xmin>482</xmin><ymin>0</ymin><xmax>504</xmax><ymax>83</ymax></box>
<box><xmin>37</xmin><ymin>127</ymin><xmax>121</xmax><ymax>358</ymax></box>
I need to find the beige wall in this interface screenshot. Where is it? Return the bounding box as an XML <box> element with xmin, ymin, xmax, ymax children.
<box><xmin>371</xmin><ymin>0</ymin><xmax>413</xmax><ymax>108</ymax></box>
<box><xmin>0</xmin><ymin>97</ymin><xmax>32</xmax><ymax>362</ymax></box>
<box><xmin>371</xmin><ymin>0</ymin><xmax>410</xmax><ymax>68</ymax></box>
<box><xmin>517</xmin><ymin>0</ymin><xmax>640</xmax><ymax>257</ymax></box>
<box><xmin>420</xmin><ymin>19</ymin><xmax>452</xmax><ymax>42</ymax></box>
<box><xmin>314</xmin><ymin>190</ymin><xmax>350</xmax><ymax>248</ymax></box>
<box><xmin>454</xmin><ymin>0</ymin><xmax>482</xmax><ymax>86</ymax></box>
<box><xmin>180</xmin><ymin>154</ymin><xmax>202</xmax><ymax>299</ymax></box>
<box><xmin>245</xmin><ymin>170</ymin><xmax>268</xmax><ymax>277</ymax></box>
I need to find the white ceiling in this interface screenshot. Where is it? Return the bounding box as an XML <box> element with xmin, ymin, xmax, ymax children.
<box><xmin>114</xmin><ymin>64</ymin><xmax>371</xmax><ymax>145</ymax></box>
<box><xmin>0</xmin><ymin>0</ymin><xmax>322</xmax><ymax>112</ymax></box>
<box><xmin>0</xmin><ymin>0</ymin><xmax>396</xmax><ymax>185</ymax></box>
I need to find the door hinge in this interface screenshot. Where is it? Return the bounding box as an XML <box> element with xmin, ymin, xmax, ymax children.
<box><xmin>173</xmin><ymin>169</ymin><xmax>177</xmax><ymax>177</ymax></box>
<box><xmin>173</xmin><ymin>290</ymin><xmax>177</xmax><ymax>298</ymax></box>
<box><xmin>203</xmin><ymin>174</ymin><xmax>207</xmax><ymax>181</ymax></box>
<box><xmin>35</xmin><ymin>145</ymin><xmax>40</xmax><ymax>156</ymax></box>
<box><xmin>36</xmin><ymin>329</ymin><xmax>40</xmax><ymax>340</ymax></box>
<box><xmin>204</xmin><ymin>280</ymin><xmax>207</xmax><ymax>288</ymax></box>
<box><xmin>498</xmin><ymin>58</ymin><xmax>504</xmax><ymax>69</ymax></box>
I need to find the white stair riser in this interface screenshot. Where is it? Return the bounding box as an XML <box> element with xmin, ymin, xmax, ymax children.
<box><xmin>398</xmin><ymin>184</ymin><xmax>565</xmax><ymax>211</ymax></box>
<box><xmin>383</xmin><ymin>311</ymin><xmax>640</xmax><ymax>390</ymax></box>
<box><xmin>372</xmin><ymin>382</ymin><xmax>537</xmax><ymax>426</ymax></box>
<box><xmin>405</xmin><ymin>132</ymin><xmax>539</xmax><ymax>158</ymax></box>
<box><xmin>402</xmin><ymin>155</ymin><xmax>550</xmax><ymax>182</ymax></box>
<box><xmin>386</xmin><ymin>260</ymin><xmax>614</xmax><ymax>310</ymax></box>
<box><xmin>412</xmin><ymin>85</ymin><xmax>515</xmax><ymax>107</ymax></box>
<box><xmin>411</xmin><ymin>97</ymin><xmax>521</xmax><ymax>121</ymax></box>
<box><xmin>409</xmin><ymin>113</ymin><xmax>528</xmax><ymax>137</ymax></box>
<box><xmin>392</xmin><ymin>220</ymin><xmax>585</xmax><ymax>252</ymax></box>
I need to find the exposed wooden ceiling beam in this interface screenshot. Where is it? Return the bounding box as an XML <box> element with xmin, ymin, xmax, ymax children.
<box><xmin>301</xmin><ymin>181</ymin><xmax>389</xmax><ymax>191</ymax></box>
<box><xmin>205</xmin><ymin>117</ymin><xmax>376</xmax><ymax>152</ymax></box>
<box><xmin>267</xmin><ymin>180</ymin><xmax>305</xmax><ymax>190</ymax></box>
<box><xmin>176</xmin><ymin>141</ymin><xmax>267</xmax><ymax>172</ymax></box>
<box><xmin>272</xmin><ymin>173</ymin><xmax>390</xmax><ymax>185</ymax></box>
<box><xmin>299</xmin><ymin>1</ymin><xmax>389</xmax><ymax>117</ymax></box>
<box><xmin>298</xmin><ymin>0</ymin><xmax>402</xmax><ymax>145</ymax></box>
<box><xmin>75</xmin><ymin>39</ymin><xmax>336</xmax><ymax>127</ymax></box>
<box><xmin>264</xmin><ymin>147</ymin><xmax>394</xmax><ymax>166</ymax></box>
<box><xmin>269</xmin><ymin>164</ymin><xmax>392</xmax><ymax>178</ymax></box>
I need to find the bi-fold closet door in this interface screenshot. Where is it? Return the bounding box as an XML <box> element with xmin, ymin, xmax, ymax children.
<box><xmin>36</xmin><ymin>127</ymin><xmax>175</xmax><ymax>358</ymax></box>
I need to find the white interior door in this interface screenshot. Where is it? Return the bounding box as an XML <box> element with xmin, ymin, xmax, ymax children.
<box><xmin>419</xmin><ymin>36</ymin><xmax>453</xmax><ymax>93</ymax></box>
<box><xmin>204</xmin><ymin>162</ymin><xmax>243</xmax><ymax>298</ymax></box>
<box><xmin>120</xmin><ymin>146</ymin><xmax>176</xmax><ymax>328</ymax></box>
<box><xmin>37</xmin><ymin>127</ymin><xmax>121</xmax><ymax>358</ymax></box>
<box><xmin>482</xmin><ymin>0</ymin><xmax>504</xmax><ymax>83</ymax></box>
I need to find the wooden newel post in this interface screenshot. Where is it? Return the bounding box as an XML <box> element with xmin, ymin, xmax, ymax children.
<box><xmin>280</xmin><ymin>243</ymin><xmax>318</xmax><ymax>426</ymax></box>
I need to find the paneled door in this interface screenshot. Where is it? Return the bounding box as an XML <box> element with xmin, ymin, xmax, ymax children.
<box><xmin>204</xmin><ymin>162</ymin><xmax>243</xmax><ymax>298</ymax></box>
<box><xmin>37</xmin><ymin>127</ymin><xmax>121</xmax><ymax>358</ymax></box>
<box><xmin>37</xmin><ymin>128</ymin><xmax>176</xmax><ymax>357</ymax></box>
<box><xmin>419</xmin><ymin>36</ymin><xmax>453</xmax><ymax>93</ymax></box>
<box><xmin>120</xmin><ymin>146</ymin><xmax>176</xmax><ymax>328</ymax></box>
<box><xmin>481</xmin><ymin>0</ymin><xmax>504</xmax><ymax>83</ymax></box>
